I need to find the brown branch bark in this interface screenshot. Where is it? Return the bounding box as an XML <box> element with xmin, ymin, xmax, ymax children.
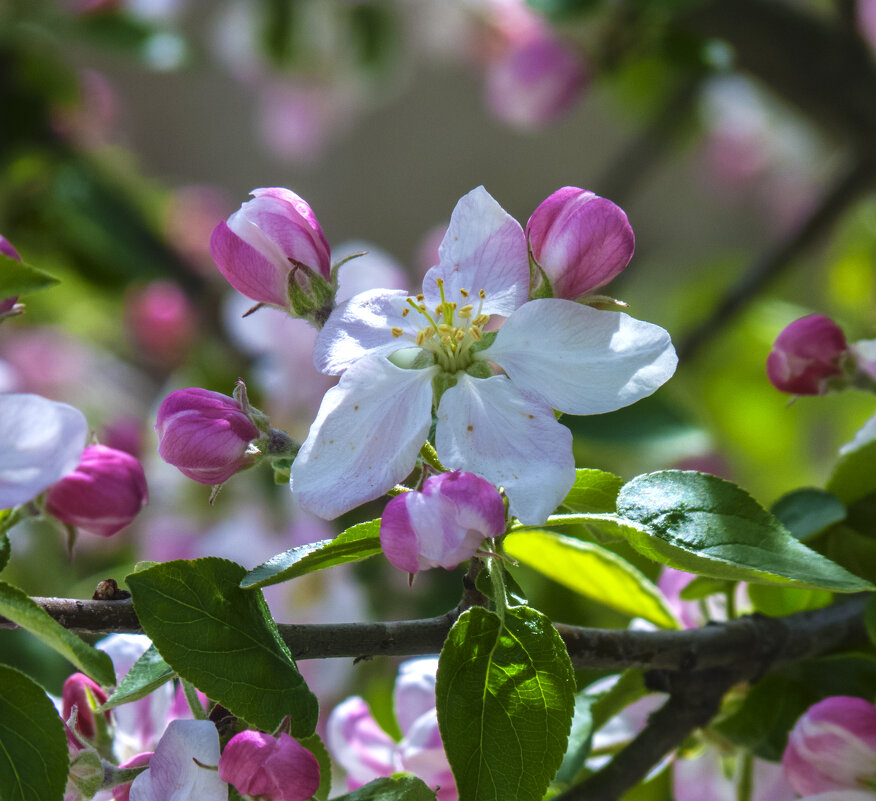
<box><xmin>6</xmin><ymin>593</ymin><xmax>867</xmax><ymax>670</ymax></box>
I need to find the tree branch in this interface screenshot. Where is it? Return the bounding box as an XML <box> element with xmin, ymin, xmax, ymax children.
<box><xmin>5</xmin><ymin>593</ymin><xmax>867</xmax><ymax>669</ymax></box>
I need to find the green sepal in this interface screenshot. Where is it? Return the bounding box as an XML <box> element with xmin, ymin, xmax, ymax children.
<box><xmin>0</xmin><ymin>253</ymin><xmax>60</xmax><ymax>297</ymax></box>
<box><xmin>69</xmin><ymin>749</ymin><xmax>103</xmax><ymax>798</ymax></box>
<box><xmin>432</xmin><ymin>372</ymin><xmax>459</xmax><ymax>407</ymax></box>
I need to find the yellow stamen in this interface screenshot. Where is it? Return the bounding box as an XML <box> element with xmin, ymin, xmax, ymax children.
<box><xmin>401</xmin><ymin>308</ymin><xmax>410</xmax><ymax>317</ymax></box>
<box><xmin>478</xmin><ymin>289</ymin><xmax>486</xmax><ymax>299</ymax></box>
<box><xmin>458</xmin><ymin>304</ymin><xmax>473</xmax><ymax>319</ymax></box>
<box><xmin>460</xmin><ymin>288</ymin><xmax>470</xmax><ymax>298</ymax></box>
<box><xmin>391</xmin><ymin>327</ymin><xmax>404</xmax><ymax>338</ymax></box>
<box><xmin>471</xmin><ymin>328</ymin><xmax>483</xmax><ymax>342</ymax></box>
<box><xmin>473</xmin><ymin>314</ymin><xmax>489</xmax><ymax>326</ymax></box>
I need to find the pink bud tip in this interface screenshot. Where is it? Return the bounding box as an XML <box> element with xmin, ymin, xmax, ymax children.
<box><xmin>380</xmin><ymin>471</ymin><xmax>506</xmax><ymax>574</ymax></box>
<box><xmin>766</xmin><ymin>314</ymin><xmax>849</xmax><ymax>395</ymax></box>
<box><xmin>526</xmin><ymin>187</ymin><xmax>635</xmax><ymax>299</ymax></box>
<box><xmin>209</xmin><ymin>188</ymin><xmax>331</xmax><ymax>308</ymax></box>
<box><xmin>62</xmin><ymin>673</ymin><xmax>109</xmax><ymax>747</ymax></box>
<box><xmin>46</xmin><ymin>445</ymin><xmax>148</xmax><ymax>537</ymax></box>
<box><xmin>155</xmin><ymin>387</ymin><xmax>261</xmax><ymax>485</ymax></box>
<box><xmin>783</xmin><ymin>696</ymin><xmax>876</xmax><ymax>795</ymax></box>
<box><xmin>218</xmin><ymin>731</ymin><xmax>321</xmax><ymax>801</ymax></box>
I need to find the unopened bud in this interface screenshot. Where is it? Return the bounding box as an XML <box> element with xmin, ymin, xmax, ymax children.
<box><xmin>766</xmin><ymin>315</ymin><xmax>849</xmax><ymax>395</ymax></box>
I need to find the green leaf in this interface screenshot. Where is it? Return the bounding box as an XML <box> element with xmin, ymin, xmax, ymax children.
<box><xmin>771</xmin><ymin>488</ymin><xmax>846</xmax><ymax>540</ymax></box>
<box><xmin>0</xmin><ymin>254</ymin><xmax>60</xmax><ymax>298</ymax></box>
<box><xmin>436</xmin><ymin>605</ymin><xmax>575</xmax><ymax>801</ymax></box>
<box><xmin>0</xmin><ymin>664</ymin><xmax>69</xmax><ymax>801</ymax></box>
<box><xmin>504</xmin><ymin>530</ymin><xmax>679</xmax><ymax>629</ymax></box>
<box><xmin>827</xmin><ymin>436</ymin><xmax>876</xmax><ymax>504</ymax></box>
<box><xmin>241</xmin><ymin>519</ymin><xmax>383</xmax><ymax>590</ymax></box>
<box><xmin>615</xmin><ymin>471</ymin><xmax>873</xmax><ymax>592</ymax></box>
<box><xmin>0</xmin><ymin>581</ymin><xmax>114</xmax><ymax>685</ymax></box>
<box><xmin>866</xmin><ymin>595</ymin><xmax>876</xmax><ymax>645</ymax></box>
<box><xmin>300</xmin><ymin>734</ymin><xmax>332</xmax><ymax>801</ymax></box>
<box><xmin>678</xmin><ymin>576</ymin><xmax>734</xmax><ymax>601</ymax></box>
<box><xmin>746</xmin><ymin>583</ymin><xmax>832</xmax><ymax>617</ymax></box>
<box><xmin>713</xmin><ymin>674</ymin><xmax>814</xmax><ymax>760</ymax></box>
<box><xmin>332</xmin><ymin>776</ymin><xmax>437</xmax><ymax>800</ymax></box>
<box><xmin>560</xmin><ymin>469</ymin><xmax>624</xmax><ymax>514</ymax></box>
<box><xmin>127</xmin><ymin>558</ymin><xmax>318</xmax><ymax>735</ymax></box>
<box><xmin>0</xmin><ymin>530</ymin><xmax>9</xmax><ymax>573</ymax></box>
<box><xmin>100</xmin><ymin>644</ymin><xmax>174</xmax><ymax>711</ymax></box>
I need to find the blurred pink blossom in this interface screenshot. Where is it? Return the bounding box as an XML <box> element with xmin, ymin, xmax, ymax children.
<box><xmin>125</xmin><ymin>281</ymin><xmax>196</xmax><ymax>365</ymax></box>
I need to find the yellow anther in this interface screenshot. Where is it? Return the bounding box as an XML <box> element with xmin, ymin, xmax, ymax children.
<box><xmin>458</xmin><ymin>304</ymin><xmax>474</xmax><ymax>318</ymax></box>
<box><xmin>460</xmin><ymin>288</ymin><xmax>470</xmax><ymax>298</ymax></box>
<box><xmin>416</xmin><ymin>293</ymin><xmax>424</xmax><ymax>301</ymax></box>
<box><xmin>454</xmin><ymin>329</ymin><xmax>465</xmax><ymax>341</ymax></box>
<box><xmin>471</xmin><ymin>327</ymin><xmax>483</xmax><ymax>342</ymax></box>
<box><xmin>437</xmin><ymin>324</ymin><xmax>453</xmax><ymax>335</ymax></box>
<box><xmin>416</xmin><ymin>331</ymin><xmax>425</xmax><ymax>346</ymax></box>
<box><xmin>446</xmin><ymin>302</ymin><xmax>457</xmax><ymax>311</ymax></box>
<box><xmin>478</xmin><ymin>289</ymin><xmax>486</xmax><ymax>299</ymax></box>
<box><xmin>434</xmin><ymin>303</ymin><xmax>444</xmax><ymax>315</ymax></box>
<box><xmin>391</xmin><ymin>327</ymin><xmax>404</xmax><ymax>338</ymax></box>
<box><xmin>401</xmin><ymin>308</ymin><xmax>410</xmax><ymax>317</ymax></box>
<box><xmin>473</xmin><ymin>314</ymin><xmax>489</xmax><ymax>326</ymax></box>
<box><xmin>436</xmin><ymin>278</ymin><xmax>444</xmax><ymax>287</ymax></box>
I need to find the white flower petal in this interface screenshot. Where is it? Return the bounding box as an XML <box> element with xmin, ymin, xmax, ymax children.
<box><xmin>481</xmin><ymin>300</ymin><xmax>678</xmax><ymax>415</ymax></box>
<box><xmin>291</xmin><ymin>357</ymin><xmax>437</xmax><ymax>519</ymax></box>
<box><xmin>129</xmin><ymin>720</ymin><xmax>225</xmax><ymax>801</ymax></box>
<box><xmin>0</xmin><ymin>393</ymin><xmax>88</xmax><ymax>509</ymax></box>
<box><xmin>422</xmin><ymin>187</ymin><xmax>529</xmax><ymax>317</ymax></box>
<box><xmin>315</xmin><ymin>289</ymin><xmax>419</xmax><ymax>375</ymax></box>
<box><xmin>435</xmin><ymin>374</ymin><xmax>574</xmax><ymax>524</ymax></box>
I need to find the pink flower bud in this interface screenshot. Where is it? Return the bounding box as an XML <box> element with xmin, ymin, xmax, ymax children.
<box><xmin>0</xmin><ymin>234</ymin><xmax>22</xmax><ymax>313</ymax></box>
<box><xmin>155</xmin><ymin>388</ymin><xmax>261</xmax><ymax>485</ymax></box>
<box><xmin>783</xmin><ymin>696</ymin><xmax>876</xmax><ymax>795</ymax></box>
<box><xmin>766</xmin><ymin>315</ymin><xmax>849</xmax><ymax>395</ymax></box>
<box><xmin>46</xmin><ymin>445</ymin><xmax>148</xmax><ymax>537</ymax></box>
<box><xmin>209</xmin><ymin>187</ymin><xmax>331</xmax><ymax>309</ymax></box>
<box><xmin>125</xmin><ymin>280</ymin><xmax>196</xmax><ymax>364</ymax></box>
<box><xmin>485</xmin><ymin>33</ymin><xmax>587</xmax><ymax>130</ymax></box>
<box><xmin>62</xmin><ymin>673</ymin><xmax>109</xmax><ymax>748</ymax></box>
<box><xmin>380</xmin><ymin>471</ymin><xmax>505</xmax><ymax>574</ymax></box>
<box><xmin>526</xmin><ymin>188</ymin><xmax>635</xmax><ymax>299</ymax></box>
<box><xmin>218</xmin><ymin>731</ymin><xmax>321</xmax><ymax>801</ymax></box>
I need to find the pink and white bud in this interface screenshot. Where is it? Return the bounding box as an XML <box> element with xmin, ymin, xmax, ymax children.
<box><xmin>125</xmin><ymin>280</ymin><xmax>196</xmax><ymax>364</ymax></box>
<box><xmin>45</xmin><ymin>444</ymin><xmax>148</xmax><ymax>537</ymax></box>
<box><xmin>379</xmin><ymin>471</ymin><xmax>505</xmax><ymax>574</ymax></box>
<box><xmin>62</xmin><ymin>673</ymin><xmax>109</xmax><ymax>748</ymax></box>
<box><xmin>0</xmin><ymin>234</ymin><xmax>22</xmax><ymax>315</ymax></box>
<box><xmin>0</xmin><ymin>393</ymin><xmax>88</xmax><ymax>510</ymax></box>
<box><xmin>218</xmin><ymin>730</ymin><xmax>321</xmax><ymax>801</ymax></box>
<box><xmin>209</xmin><ymin>187</ymin><xmax>331</xmax><ymax>309</ymax></box>
<box><xmin>526</xmin><ymin>188</ymin><xmax>635</xmax><ymax>299</ymax></box>
<box><xmin>766</xmin><ymin>315</ymin><xmax>849</xmax><ymax>395</ymax></box>
<box><xmin>783</xmin><ymin>696</ymin><xmax>876</xmax><ymax>795</ymax></box>
<box><xmin>485</xmin><ymin>33</ymin><xmax>587</xmax><ymax>131</ymax></box>
<box><xmin>155</xmin><ymin>387</ymin><xmax>261</xmax><ymax>485</ymax></box>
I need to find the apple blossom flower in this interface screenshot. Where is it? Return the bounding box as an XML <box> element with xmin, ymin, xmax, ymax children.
<box><xmin>156</xmin><ymin>387</ymin><xmax>261</xmax><ymax>485</ymax></box>
<box><xmin>218</xmin><ymin>730</ymin><xmax>320</xmax><ymax>801</ymax></box>
<box><xmin>484</xmin><ymin>31</ymin><xmax>587</xmax><ymax>130</ymax></box>
<box><xmin>113</xmin><ymin>752</ymin><xmax>152</xmax><ymax>801</ymax></box>
<box><xmin>327</xmin><ymin>657</ymin><xmax>455</xmax><ymax>800</ymax></box>
<box><xmin>209</xmin><ymin>187</ymin><xmax>331</xmax><ymax>312</ymax></box>
<box><xmin>127</xmin><ymin>720</ymin><xmax>226</xmax><ymax>801</ymax></box>
<box><xmin>783</xmin><ymin>696</ymin><xmax>876</xmax><ymax>796</ymax></box>
<box><xmin>291</xmin><ymin>186</ymin><xmax>677</xmax><ymax>524</ymax></box>
<box><xmin>380</xmin><ymin>471</ymin><xmax>505</xmax><ymax>573</ymax></box>
<box><xmin>125</xmin><ymin>280</ymin><xmax>196</xmax><ymax>365</ymax></box>
<box><xmin>526</xmin><ymin>188</ymin><xmax>635</xmax><ymax>300</ymax></box>
<box><xmin>0</xmin><ymin>393</ymin><xmax>88</xmax><ymax>510</ymax></box>
<box><xmin>62</xmin><ymin>673</ymin><xmax>109</xmax><ymax>749</ymax></box>
<box><xmin>46</xmin><ymin>444</ymin><xmax>148</xmax><ymax>537</ymax></box>
<box><xmin>767</xmin><ymin>314</ymin><xmax>851</xmax><ymax>395</ymax></box>
<box><xmin>674</xmin><ymin>751</ymin><xmax>797</xmax><ymax>801</ymax></box>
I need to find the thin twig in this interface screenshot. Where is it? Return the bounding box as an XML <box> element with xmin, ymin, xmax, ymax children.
<box><xmin>677</xmin><ymin>159</ymin><xmax>875</xmax><ymax>361</ymax></box>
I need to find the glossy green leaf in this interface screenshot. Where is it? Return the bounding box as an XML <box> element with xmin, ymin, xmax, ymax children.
<box><xmin>560</xmin><ymin>469</ymin><xmax>624</xmax><ymax>514</ymax></box>
<box><xmin>127</xmin><ymin>558</ymin><xmax>318</xmax><ymax>735</ymax></box>
<box><xmin>100</xmin><ymin>644</ymin><xmax>174</xmax><ymax>711</ymax></box>
<box><xmin>771</xmin><ymin>488</ymin><xmax>846</xmax><ymax>540</ymax></box>
<box><xmin>332</xmin><ymin>776</ymin><xmax>437</xmax><ymax>800</ymax></box>
<box><xmin>241</xmin><ymin>519</ymin><xmax>382</xmax><ymax>590</ymax></box>
<box><xmin>746</xmin><ymin>583</ymin><xmax>832</xmax><ymax>617</ymax></box>
<box><xmin>0</xmin><ymin>581</ymin><xmax>114</xmax><ymax>685</ymax></box>
<box><xmin>504</xmin><ymin>530</ymin><xmax>679</xmax><ymax>628</ymax></box>
<box><xmin>615</xmin><ymin>471</ymin><xmax>873</xmax><ymax>592</ymax></box>
<box><xmin>0</xmin><ymin>530</ymin><xmax>9</xmax><ymax>573</ymax></box>
<box><xmin>0</xmin><ymin>254</ymin><xmax>59</xmax><ymax>297</ymax></box>
<box><xmin>826</xmin><ymin>436</ymin><xmax>876</xmax><ymax>505</ymax></box>
<box><xmin>0</xmin><ymin>664</ymin><xmax>69</xmax><ymax>801</ymax></box>
<box><xmin>436</xmin><ymin>605</ymin><xmax>575</xmax><ymax>801</ymax></box>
